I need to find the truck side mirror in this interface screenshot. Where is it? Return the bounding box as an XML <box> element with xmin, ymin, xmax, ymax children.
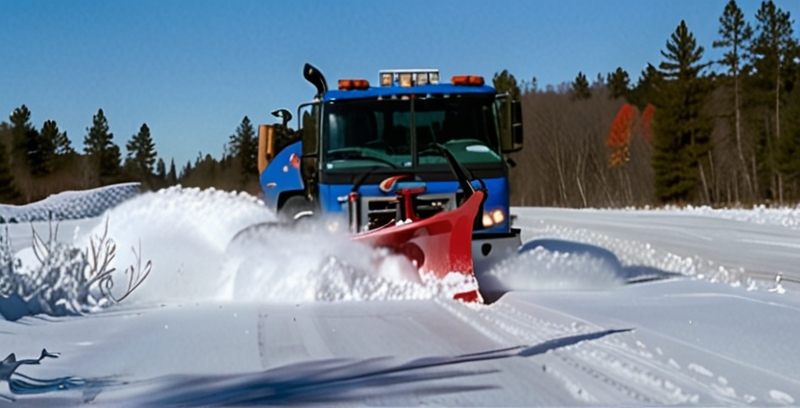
<box><xmin>499</xmin><ymin>98</ymin><xmax>523</xmax><ymax>153</ymax></box>
<box><xmin>510</xmin><ymin>100</ymin><xmax>523</xmax><ymax>151</ymax></box>
<box><xmin>271</xmin><ymin>108</ymin><xmax>293</xmax><ymax>128</ymax></box>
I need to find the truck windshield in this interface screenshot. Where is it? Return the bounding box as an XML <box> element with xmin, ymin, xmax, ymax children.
<box><xmin>322</xmin><ymin>96</ymin><xmax>502</xmax><ymax>170</ymax></box>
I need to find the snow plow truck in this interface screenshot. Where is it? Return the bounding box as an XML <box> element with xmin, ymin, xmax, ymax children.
<box><xmin>250</xmin><ymin>63</ymin><xmax>526</xmax><ymax>302</ymax></box>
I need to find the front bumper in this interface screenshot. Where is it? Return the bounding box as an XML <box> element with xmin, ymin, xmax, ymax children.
<box><xmin>471</xmin><ymin>228</ymin><xmax>522</xmax><ymax>273</ymax></box>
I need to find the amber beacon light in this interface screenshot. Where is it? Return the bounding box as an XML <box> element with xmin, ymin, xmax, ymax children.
<box><xmin>451</xmin><ymin>75</ymin><xmax>485</xmax><ymax>86</ymax></box>
<box><xmin>338</xmin><ymin>79</ymin><xmax>370</xmax><ymax>90</ymax></box>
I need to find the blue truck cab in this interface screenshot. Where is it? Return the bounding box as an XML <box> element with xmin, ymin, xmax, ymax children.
<box><xmin>257</xmin><ymin>64</ymin><xmax>523</xmax><ymax>271</ymax></box>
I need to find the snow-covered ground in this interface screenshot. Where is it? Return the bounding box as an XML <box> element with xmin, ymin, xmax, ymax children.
<box><xmin>1</xmin><ymin>186</ymin><xmax>799</xmax><ymax>406</ymax></box>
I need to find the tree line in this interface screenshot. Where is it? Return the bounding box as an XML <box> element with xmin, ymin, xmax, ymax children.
<box><xmin>0</xmin><ymin>106</ymin><xmax>264</xmax><ymax>204</ymax></box>
<box><xmin>501</xmin><ymin>0</ymin><xmax>800</xmax><ymax>207</ymax></box>
<box><xmin>2</xmin><ymin>0</ymin><xmax>797</xmax><ymax>208</ymax></box>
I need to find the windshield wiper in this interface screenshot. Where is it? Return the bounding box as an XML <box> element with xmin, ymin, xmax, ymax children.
<box><xmin>418</xmin><ymin>142</ymin><xmax>445</xmax><ymax>157</ymax></box>
<box><xmin>327</xmin><ymin>149</ymin><xmax>398</xmax><ymax>168</ymax></box>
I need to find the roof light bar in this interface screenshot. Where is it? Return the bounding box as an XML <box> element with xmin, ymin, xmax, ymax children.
<box><xmin>378</xmin><ymin>69</ymin><xmax>440</xmax><ymax>87</ymax></box>
<box><xmin>399</xmin><ymin>73</ymin><xmax>412</xmax><ymax>87</ymax></box>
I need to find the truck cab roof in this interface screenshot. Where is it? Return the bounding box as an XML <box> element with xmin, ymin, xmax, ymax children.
<box><xmin>323</xmin><ymin>84</ymin><xmax>497</xmax><ymax>102</ymax></box>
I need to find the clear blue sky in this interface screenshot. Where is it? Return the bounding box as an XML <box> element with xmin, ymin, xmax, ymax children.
<box><xmin>2</xmin><ymin>0</ymin><xmax>799</xmax><ymax>168</ymax></box>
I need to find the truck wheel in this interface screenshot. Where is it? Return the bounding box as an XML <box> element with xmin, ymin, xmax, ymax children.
<box><xmin>279</xmin><ymin>196</ymin><xmax>316</xmax><ymax>222</ymax></box>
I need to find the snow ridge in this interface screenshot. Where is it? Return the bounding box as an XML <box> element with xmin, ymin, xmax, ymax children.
<box><xmin>0</xmin><ymin>183</ymin><xmax>140</xmax><ymax>223</ymax></box>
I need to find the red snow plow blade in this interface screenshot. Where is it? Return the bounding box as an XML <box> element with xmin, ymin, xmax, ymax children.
<box><xmin>352</xmin><ymin>190</ymin><xmax>484</xmax><ymax>303</ymax></box>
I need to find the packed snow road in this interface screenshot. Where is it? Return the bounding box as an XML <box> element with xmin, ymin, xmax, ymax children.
<box><xmin>1</xmin><ymin>187</ymin><xmax>799</xmax><ymax>406</ymax></box>
<box><xmin>3</xmin><ymin>281</ymin><xmax>798</xmax><ymax>406</ymax></box>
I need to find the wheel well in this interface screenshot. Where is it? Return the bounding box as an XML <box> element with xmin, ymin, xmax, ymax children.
<box><xmin>276</xmin><ymin>191</ymin><xmax>304</xmax><ymax>211</ymax></box>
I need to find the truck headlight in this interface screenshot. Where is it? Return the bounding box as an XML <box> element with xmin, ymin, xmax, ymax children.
<box><xmin>482</xmin><ymin>213</ymin><xmax>493</xmax><ymax>228</ymax></box>
<box><xmin>491</xmin><ymin>209</ymin><xmax>505</xmax><ymax>225</ymax></box>
<box><xmin>482</xmin><ymin>209</ymin><xmax>506</xmax><ymax>228</ymax></box>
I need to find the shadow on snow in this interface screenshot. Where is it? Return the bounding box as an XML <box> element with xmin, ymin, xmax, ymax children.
<box><xmin>0</xmin><ymin>349</ymin><xmax>113</xmax><ymax>403</ymax></box>
<box><xmin>129</xmin><ymin>328</ymin><xmax>632</xmax><ymax>407</ymax></box>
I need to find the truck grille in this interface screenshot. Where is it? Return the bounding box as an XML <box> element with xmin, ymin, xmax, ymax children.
<box><xmin>352</xmin><ymin>193</ymin><xmax>460</xmax><ymax>231</ymax></box>
<box><xmin>366</xmin><ymin>198</ymin><xmax>398</xmax><ymax>230</ymax></box>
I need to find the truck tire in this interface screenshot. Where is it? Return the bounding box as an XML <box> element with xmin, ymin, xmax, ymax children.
<box><xmin>278</xmin><ymin>196</ymin><xmax>316</xmax><ymax>222</ymax></box>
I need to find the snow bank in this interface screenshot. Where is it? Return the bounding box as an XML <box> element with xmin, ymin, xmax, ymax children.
<box><xmin>595</xmin><ymin>204</ymin><xmax>800</xmax><ymax>231</ymax></box>
<box><xmin>75</xmin><ymin>186</ymin><xmax>275</xmax><ymax>305</ymax></box>
<box><xmin>0</xmin><ymin>183</ymin><xmax>143</xmax><ymax>321</ymax></box>
<box><xmin>79</xmin><ymin>186</ymin><xmax>476</xmax><ymax>306</ymax></box>
<box><xmin>1</xmin><ymin>184</ymin><xmax>480</xmax><ymax>321</ymax></box>
<box><xmin>0</xmin><ymin>183</ymin><xmax>140</xmax><ymax>223</ymax></box>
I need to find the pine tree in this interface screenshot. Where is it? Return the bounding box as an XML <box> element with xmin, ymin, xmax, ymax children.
<box><xmin>9</xmin><ymin>105</ymin><xmax>33</xmax><ymax>158</ymax></box>
<box><xmin>155</xmin><ymin>158</ymin><xmax>166</xmax><ymax>182</ymax></box>
<box><xmin>84</xmin><ymin>109</ymin><xmax>121</xmax><ymax>182</ymax></box>
<box><xmin>748</xmin><ymin>0</ymin><xmax>798</xmax><ymax>202</ymax></box>
<box><xmin>84</xmin><ymin>109</ymin><xmax>111</xmax><ymax>157</ymax></box>
<box><xmin>594</xmin><ymin>73</ymin><xmax>605</xmax><ymax>87</ymax></box>
<box><xmin>571</xmin><ymin>72</ymin><xmax>591</xmax><ymax>100</ymax></box>
<box><xmin>492</xmin><ymin>70</ymin><xmax>522</xmax><ymax>100</ymax></box>
<box><xmin>630</xmin><ymin>64</ymin><xmax>663</xmax><ymax>109</ymax></box>
<box><xmin>0</xmin><ymin>141</ymin><xmax>21</xmax><ymax>204</ymax></box>
<box><xmin>37</xmin><ymin>120</ymin><xmax>62</xmax><ymax>175</ymax></box>
<box><xmin>228</xmin><ymin>116</ymin><xmax>257</xmax><ymax>182</ymax></box>
<box><xmin>168</xmin><ymin>159</ymin><xmax>177</xmax><ymax>185</ymax></box>
<box><xmin>653</xmin><ymin>20</ymin><xmax>712</xmax><ymax>203</ymax></box>
<box><xmin>26</xmin><ymin>128</ymin><xmax>47</xmax><ymax>176</ymax></box>
<box><xmin>54</xmin><ymin>129</ymin><xmax>73</xmax><ymax>155</ymax></box>
<box><xmin>777</xmin><ymin>32</ymin><xmax>800</xmax><ymax>198</ymax></box>
<box><xmin>107</xmin><ymin>143</ymin><xmax>121</xmax><ymax>179</ymax></box>
<box><xmin>125</xmin><ymin>123</ymin><xmax>157</xmax><ymax>183</ymax></box>
<box><xmin>778</xmin><ymin>112</ymin><xmax>800</xmax><ymax>187</ymax></box>
<box><xmin>180</xmin><ymin>160</ymin><xmax>192</xmax><ymax>180</ymax></box>
<box><xmin>713</xmin><ymin>0</ymin><xmax>754</xmax><ymax>198</ymax></box>
<box><xmin>8</xmin><ymin>105</ymin><xmax>44</xmax><ymax>174</ymax></box>
<box><xmin>607</xmin><ymin>67</ymin><xmax>631</xmax><ymax>100</ymax></box>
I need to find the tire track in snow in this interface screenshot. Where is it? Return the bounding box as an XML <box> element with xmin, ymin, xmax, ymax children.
<box><xmin>445</xmin><ymin>293</ymin><xmax>789</xmax><ymax>405</ymax></box>
<box><xmin>434</xmin><ymin>298</ymin><xmax>687</xmax><ymax>404</ymax></box>
<box><xmin>508</xmin><ymin>298</ymin><xmax>708</xmax><ymax>404</ymax></box>
<box><xmin>575</xmin><ymin>312</ymin><xmax>800</xmax><ymax>405</ymax></box>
